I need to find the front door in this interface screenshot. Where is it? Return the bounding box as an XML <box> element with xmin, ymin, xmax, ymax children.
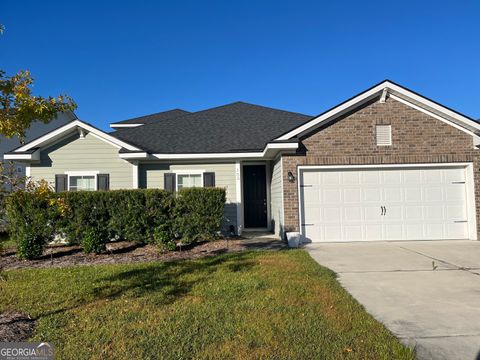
<box><xmin>243</xmin><ymin>165</ymin><xmax>267</xmax><ymax>228</ymax></box>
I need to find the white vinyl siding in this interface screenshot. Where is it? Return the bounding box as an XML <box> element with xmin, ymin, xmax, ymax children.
<box><xmin>30</xmin><ymin>133</ymin><xmax>133</xmax><ymax>189</ymax></box>
<box><xmin>270</xmin><ymin>157</ymin><xmax>284</xmax><ymax>237</ymax></box>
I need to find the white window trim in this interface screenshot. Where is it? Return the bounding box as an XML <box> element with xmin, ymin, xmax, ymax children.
<box><xmin>65</xmin><ymin>171</ymin><xmax>99</xmax><ymax>191</ymax></box>
<box><xmin>175</xmin><ymin>170</ymin><xmax>204</xmax><ymax>191</ymax></box>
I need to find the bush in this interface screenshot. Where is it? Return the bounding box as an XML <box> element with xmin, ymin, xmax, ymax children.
<box><xmin>174</xmin><ymin>188</ymin><xmax>226</xmax><ymax>244</ymax></box>
<box><xmin>154</xmin><ymin>223</ymin><xmax>176</xmax><ymax>251</ymax></box>
<box><xmin>82</xmin><ymin>227</ymin><xmax>108</xmax><ymax>254</ymax></box>
<box><xmin>5</xmin><ymin>180</ymin><xmax>64</xmax><ymax>259</ymax></box>
<box><xmin>5</xmin><ymin>186</ymin><xmax>226</xmax><ymax>257</ymax></box>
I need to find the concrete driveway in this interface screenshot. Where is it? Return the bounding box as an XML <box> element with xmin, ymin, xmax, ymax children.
<box><xmin>306</xmin><ymin>240</ymin><xmax>480</xmax><ymax>360</ymax></box>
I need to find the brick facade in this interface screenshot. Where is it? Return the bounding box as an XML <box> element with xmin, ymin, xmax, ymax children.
<box><xmin>281</xmin><ymin>97</ymin><xmax>480</xmax><ymax>236</ymax></box>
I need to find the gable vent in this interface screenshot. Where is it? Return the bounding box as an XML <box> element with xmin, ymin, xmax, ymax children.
<box><xmin>376</xmin><ymin>125</ymin><xmax>392</xmax><ymax>146</ymax></box>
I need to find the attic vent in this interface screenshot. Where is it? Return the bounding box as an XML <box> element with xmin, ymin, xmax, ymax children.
<box><xmin>376</xmin><ymin>125</ymin><xmax>392</xmax><ymax>146</ymax></box>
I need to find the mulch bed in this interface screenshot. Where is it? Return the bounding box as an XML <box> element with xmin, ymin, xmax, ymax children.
<box><xmin>0</xmin><ymin>239</ymin><xmax>248</xmax><ymax>270</ymax></box>
<box><xmin>0</xmin><ymin>312</ymin><xmax>36</xmax><ymax>342</ymax></box>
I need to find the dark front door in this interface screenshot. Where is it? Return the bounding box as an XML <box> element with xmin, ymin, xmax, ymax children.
<box><xmin>243</xmin><ymin>165</ymin><xmax>267</xmax><ymax>228</ymax></box>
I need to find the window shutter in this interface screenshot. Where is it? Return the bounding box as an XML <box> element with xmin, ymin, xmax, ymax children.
<box><xmin>97</xmin><ymin>174</ymin><xmax>110</xmax><ymax>191</ymax></box>
<box><xmin>164</xmin><ymin>173</ymin><xmax>176</xmax><ymax>191</ymax></box>
<box><xmin>55</xmin><ymin>174</ymin><xmax>68</xmax><ymax>193</ymax></box>
<box><xmin>203</xmin><ymin>172</ymin><xmax>215</xmax><ymax>187</ymax></box>
<box><xmin>376</xmin><ymin>125</ymin><xmax>392</xmax><ymax>146</ymax></box>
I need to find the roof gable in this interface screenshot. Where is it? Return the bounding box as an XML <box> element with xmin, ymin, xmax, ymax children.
<box><xmin>9</xmin><ymin>120</ymin><xmax>142</xmax><ymax>155</ymax></box>
<box><xmin>275</xmin><ymin>80</ymin><xmax>480</xmax><ymax>141</ymax></box>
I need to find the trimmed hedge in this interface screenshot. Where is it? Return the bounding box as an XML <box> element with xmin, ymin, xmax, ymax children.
<box><xmin>6</xmin><ymin>183</ymin><xmax>226</xmax><ymax>259</ymax></box>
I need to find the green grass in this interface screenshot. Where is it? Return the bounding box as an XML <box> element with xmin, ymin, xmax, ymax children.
<box><xmin>0</xmin><ymin>251</ymin><xmax>414</xmax><ymax>359</ymax></box>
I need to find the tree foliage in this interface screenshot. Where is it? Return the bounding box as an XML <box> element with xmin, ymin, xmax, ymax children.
<box><xmin>0</xmin><ymin>23</ymin><xmax>77</xmax><ymax>141</ymax></box>
<box><xmin>0</xmin><ymin>70</ymin><xmax>77</xmax><ymax>140</ymax></box>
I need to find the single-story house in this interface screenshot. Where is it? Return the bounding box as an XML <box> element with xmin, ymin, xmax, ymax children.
<box><xmin>5</xmin><ymin>80</ymin><xmax>480</xmax><ymax>242</ymax></box>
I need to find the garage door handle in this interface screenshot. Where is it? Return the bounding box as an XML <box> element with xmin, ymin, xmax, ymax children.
<box><xmin>454</xmin><ymin>220</ymin><xmax>467</xmax><ymax>223</ymax></box>
<box><xmin>381</xmin><ymin>206</ymin><xmax>386</xmax><ymax>216</ymax></box>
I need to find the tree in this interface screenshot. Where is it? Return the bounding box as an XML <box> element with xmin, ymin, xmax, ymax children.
<box><xmin>0</xmin><ymin>24</ymin><xmax>77</xmax><ymax>141</ymax></box>
<box><xmin>0</xmin><ymin>70</ymin><xmax>77</xmax><ymax>141</ymax></box>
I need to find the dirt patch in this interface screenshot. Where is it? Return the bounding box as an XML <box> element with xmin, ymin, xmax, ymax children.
<box><xmin>0</xmin><ymin>312</ymin><xmax>36</xmax><ymax>342</ymax></box>
<box><xmin>0</xmin><ymin>239</ymin><xmax>257</xmax><ymax>270</ymax></box>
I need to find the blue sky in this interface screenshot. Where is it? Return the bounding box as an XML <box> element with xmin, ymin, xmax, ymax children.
<box><xmin>2</xmin><ymin>1</ymin><xmax>479</xmax><ymax>131</ymax></box>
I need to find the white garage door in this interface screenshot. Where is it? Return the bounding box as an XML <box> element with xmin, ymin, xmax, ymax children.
<box><xmin>300</xmin><ymin>167</ymin><xmax>470</xmax><ymax>242</ymax></box>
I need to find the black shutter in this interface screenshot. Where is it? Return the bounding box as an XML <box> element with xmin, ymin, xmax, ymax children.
<box><xmin>164</xmin><ymin>173</ymin><xmax>176</xmax><ymax>191</ymax></box>
<box><xmin>55</xmin><ymin>174</ymin><xmax>68</xmax><ymax>192</ymax></box>
<box><xmin>203</xmin><ymin>172</ymin><xmax>215</xmax><ymax>187</ymax></box>
<box><xmin>97</xmin><ymin>174</ymin><xmax>110</xmax><ymax>191</ymax></box>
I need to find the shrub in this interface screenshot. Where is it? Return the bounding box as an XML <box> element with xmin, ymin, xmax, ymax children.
<box><xmin>174</xmin><ymin>187</ymin><xmax>226</xmax><ymax>244</ymax></box>
<box><xmin>5</xmin><ymin>180</ymin><xmax>65</xmax><ymax>259</ymax></box>
<box><xmin>154</xmin><ymin>223</ymin><xmax>176</xmax><ymax>251</ymax></box>
<box><xmin>82</xmin><ymin>227</ymin><xmax>108</xmax><ymax>254</ymax></box>
<box><xmin>6</xmin><ymin>187</ymin><xmax>226</xmax><ymax>256</ymax></box>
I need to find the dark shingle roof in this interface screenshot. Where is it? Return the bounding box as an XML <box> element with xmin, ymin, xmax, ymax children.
<box><xmin>111</xmin><ymin>109</ymin><xmax>190</xmax><ymax>125</ymax></box>
<box><xmin>111</xmin><ymin>102</ymin><xmax>312</xmax><ymax>153</ymax></box>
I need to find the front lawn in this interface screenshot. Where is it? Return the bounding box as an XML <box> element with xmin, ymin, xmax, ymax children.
<box><xmin>0</xmin><ymin>251</ymin><xmax>414</xmax><ymax>359</ymax></box>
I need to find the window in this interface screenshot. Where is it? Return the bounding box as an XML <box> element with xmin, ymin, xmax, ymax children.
<box><xmin>69</xmin><ymin>175</ymin><xmax>96</xmax><ymax>191</ymax></box>
<box><xmin>177</xmin><ymin>173</ymin><xmax>202</xmax><ymax>190</ymax></box>
<box><xmin>376</xmin><ymin>125</ymin><xmax>392</xmax><ymax>146</ymax></box>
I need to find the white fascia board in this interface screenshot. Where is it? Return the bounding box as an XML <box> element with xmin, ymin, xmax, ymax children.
<box><xmin>119</xmin><ymin>152</ymin><xmax>149</xmax><ymax>159</ymax></box>
<box><xmin>151</xmin><ymin>142</ymin><xmax>298</xmax><ymax>160</ymax></box>
<box><xmin>14</xmin><ymin>120</ymin><xmax>141</xmax><ymax>152</ymax></box>
<box><xmin>277</xmin><ymin>80</ymin><xmax>480</xmax><ymax>140</ymax></box>
<box><xmin>389</xmin><ymin>94</ymin><xmax>480</xmax><ymax>140</ymax></box>
<box><xmin>385</xmin><ymin>82</ymin><xmax>480</xmax><ymax>132</ymax></box>
<box><xmin>276</xmin><ymin>82</ymin><xmax>387</xmax><ymax>140</ymax></box>
<box><xmin>4</xmin><ymin>149</ymin><xmax>40</xmax><ymax>161</ymax></box>
<box><xmin>110</xmin><ymin>123</ymin><xmax>144</xmax><ymax>129</ymax></box>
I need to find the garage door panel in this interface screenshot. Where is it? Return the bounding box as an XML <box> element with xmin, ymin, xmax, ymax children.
<box><xmin>405</xmin><ymin>224</ymin><xmax>424</xmax><ymax>239</ymax></box>
<box><xmin>324</xmin><ymin>225</ymin><xmax>342</xmax><ymax>240</ymax></box>
<box><xmin>344</xmin><ymin>225</ymin><xmax>363</xmax><ymax>240</ymax></box>
<box><xmin>322</xmin><ymin>172</ymin><xmax>341</xmax><ymax>185</ymax></box>
<box><xmin>425</xmin><ymin>224</ymin><xmax>446</xmax><ymax>239</ymax></box>
<box><xmin>403</xmin><ymin>170</ymin><xmax>423</xmax><ymax>185</ymax></box>
<box><xmin>365</xmin><ymin>206</ymin><xmax>381</xmax><ymax>220</ymax></box>
<box><xmin>424</xmin><ymin>170</ymin><xmax>444</xmax><ymax>184</ymax></box>
<box><xmin>404</xmin><ymin>206</ymin><xmax>423</xmax><ymax>220</ymax></box>
<box><xmin>384</xmin><ymin>224</ymin><xmax>404</xmax><ymax>239</ymax></box>
<box><xmin>342</xmin><ymin>172</ymin><xmax>361</xmax><ymax>185</ymax></box>
<box><xmin>322</xmin><ymin>207</ymin><xmax>342</xmax><ymax>222</ymax></box>
<box><xmin>424</xmin><ymin>187</ymin><xmax>443</xmax><ymax>202</ymax></box>
<box><xmin>446</xmin><ymin>205</ymin><xmax>467</xmax><ymax>219</ymax></box>
<box><xmin>362</xmin><ymin>171</ymin><xmax>382</xmax><ymax>185</ymax></box>
<box><xmin>445</xmin><ymin>186</ymin><xmax>466</xmax><ymax>201</ymax></box>
<box><xmin>323</xmin><ymin>189</ymin><xmax>342</xmax><ymax>204</ymax></box>
<box><xmin>404</xmin><ymin>187</ymin><xmax>423</xmax><ymax>202</ymax></box>
<box><xmin>384</xmin><ymin>188</ymin><xmax>403</xmax><ymax>202</ymax></box>
<box><xmin>344</xmin><ymin>188</ymin><xmax>362</xmax><ymax>203</ymax></box>
<box><xmin>447</xmin><ymin>223</ymin><xmax>468</xmax><ymax>238</ymax></box>
<box><xmin>365</xmin><ymin>224</ymin><xmax>383</xmax><ymax>239</ymax></box>
<box><xmin>304</xmin><ymin>207</ymin><xmax>320</xmax><ymax>223</ymax></box>
<box><xmin>300</xmin><ymin>166</ymin><xmax>470</xmax><ymax>242</ymax></box>
<box><xmin>344</xmin><ymin>207</ymin><xmax>362</xmax><ymax>221</ymax></box>
<box><xmin>363</xmin><ymin>188</ymin><xmax>382</xmax><ymax>202</ymax></box>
